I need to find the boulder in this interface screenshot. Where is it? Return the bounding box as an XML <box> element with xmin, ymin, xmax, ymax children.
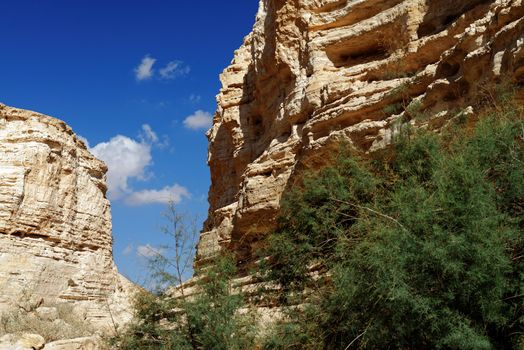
<box><xmin>43</xmin><ymin>337</ymin><xmax>100</xmax><ymax>350</ymax></box>
<box><xmin>0</xmin><ymin>333</ymin><xmax>45</xmax><ymax>350</ymax></box>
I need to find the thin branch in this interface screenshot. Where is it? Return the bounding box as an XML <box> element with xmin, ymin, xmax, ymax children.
<box><xmin>330</xmin><ymin>197</ymin><xmax>409</xmax><ymax>233</ymax></box>
<box><xmin>503</xmin><ymin>293</ymin><xmax>524</xmax><ymax>301</ymax></box>
<box><xmin>104</xmin><ymin>295</ymin><xmax>119</xmax><ymax>337</ymax></box>
<box><xmin>344</xmin><ymin>329</ymin><xmax>367</xmax><ymax>350</ymax></box>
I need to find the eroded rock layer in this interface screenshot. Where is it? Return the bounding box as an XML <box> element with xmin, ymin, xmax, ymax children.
<box><xmin>198</xmin><ymin>0</ymin><xmax>524</xmax><ymax>268</ymax></box>
<box><xmin>0</xmin><ymin>104</ymin><xmax>133</xmax><ymax>329</ymax></box>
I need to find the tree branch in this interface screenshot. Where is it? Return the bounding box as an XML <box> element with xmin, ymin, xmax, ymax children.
<box><xmin>329</xmin><ymin>197</ymin><xmax>409</xmax><ymax>233</ymax></box>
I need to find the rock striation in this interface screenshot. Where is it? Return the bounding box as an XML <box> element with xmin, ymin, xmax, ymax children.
<box><xmin>0</xmin><ymin>104</ymin><xmax>133</xmax><ymax>329</ymax></box>
<box><xmin>198</xmin><ymin>0</ymin><xmax>524</xmax><ymax>270</ymax></box>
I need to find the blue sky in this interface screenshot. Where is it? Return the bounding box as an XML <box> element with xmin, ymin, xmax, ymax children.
<box><xmin>0</xmin><ymin>0</ymin><xmax>259</xmax><ymax>285</ymax></box>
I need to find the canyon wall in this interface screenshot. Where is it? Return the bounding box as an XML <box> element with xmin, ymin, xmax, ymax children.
<box><xmin>198</xmin><ymin>0</ymin><xmax>524</xmax><ymax>270</ymax></box>
<box><xmin>0</xmin><ymin>104</ymin><xmax>133</xmax><ymax>329</ymax></box>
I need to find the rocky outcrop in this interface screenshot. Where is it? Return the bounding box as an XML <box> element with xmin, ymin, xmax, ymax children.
<box><xmin>0</xmin><ymin>104</ymin><xmax>134</xmax><ymax>330</ymax></box>
<box><xmin>0</xmin><ymin>333</ymin><xmax>45</xmax><ymax>350</ymax></box>
<box><xmin>43</xmin><ymin>337</ymin><xmax>100</xmax><ymax>350</ymax></box>
<box><xmin>198</xmin><ymin>0</ymin><xmax>524</xmax><ymax>269</ymax></box>
<box><xmin>0</xmin><ymin>334</ymin><xmax>100</xmax><ymax>350</ymax></box>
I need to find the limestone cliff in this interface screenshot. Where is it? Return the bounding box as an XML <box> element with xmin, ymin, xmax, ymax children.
<box><xmin>0</xmin><ymin>104</ymin><xmax>133</xmax><ymax>329</ymax></box>
<box><xmin>198</xmin><ymin>0</ymin><xmax>524</xmax><ymax>269</ymax></box>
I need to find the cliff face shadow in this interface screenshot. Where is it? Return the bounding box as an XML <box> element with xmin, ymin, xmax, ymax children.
<box><xmin>227</xmin><ymin>0</ymin><xmax>299</xmax><ymax>270</ymax></box>
<box><xmin>417</xmin><ymin>0</ymin><xmax>493</xmax><ymax>38</ymax></box>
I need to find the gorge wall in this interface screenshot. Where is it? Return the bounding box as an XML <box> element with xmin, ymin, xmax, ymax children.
<box><xmin>0</xmin><ymin>104</ymin><xmax>133</xmax><ymax>329</ymax></box>
<box><xmin>197</xmin><ymin>0</ymin><xmax>524</xmax><ymax>271</ymax></box>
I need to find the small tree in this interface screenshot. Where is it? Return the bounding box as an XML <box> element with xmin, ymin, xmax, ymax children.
<box><xmin>145</xmin><ymin>201</ymin><xmax>199</xmax><ymax>294</ymax></box>
<box><xmin>112</xmin><ymin>202</ymin><xmax>256</xmax><ymax>350</ymax></box>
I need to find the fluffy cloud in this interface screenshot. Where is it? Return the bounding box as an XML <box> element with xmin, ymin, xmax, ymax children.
<box><xmin>135</xmin><ymin>55</ymin><xmax>156</xmax><ymax>81</ymax></box>
<box><xmin>90</xmin><ymin>135</ymin><xmax>152</xmax><ymax>200</ymax></box>
<box><xmin>125</xmin><ymin>184</ymin><xmax>190</xmax><ymax>206</ymax></box>
<box><xmin>159</xmin><ymin>60</ymin><xmax>190</xmax><ymax>80</ymax></box>
<box><xmin>183</xmin><ymin>110</ymin><xmax>213</xmax><ymax>130</ymax></box>
<box><xmin>88</xmin><ymin>125</ymin><xmax>189</xmax><ymax>206</ymax></box>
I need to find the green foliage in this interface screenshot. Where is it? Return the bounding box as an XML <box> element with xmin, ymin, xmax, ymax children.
<box><xmin>146</xmin><ymin>202</ymin><xmax>199</xmax><ymax>292</ymax></box>
<box><xmin>383</xmin><ymin>103</ymin><xmax>403</xmax><ymax>116</ymax></box>
<box><xmin>113</xmin><ymin>92</ymin><xmax>523</xmax><ymax>349</ymax></box>
<box><xmin>261</xmin><ymin>305</ymin><xmax>323</xmax><ymax>350</ymax></box>
<box><xmin>113</xmin><ymin>254</ymin><xmax>256</xmax><ymax>350</ymax></box>
<box><xmin>405</xmin><ymin>99</ymin><xmax>424</xmax><ymax>119</ymax></box>
<box><xmin>183</xmin><ymin>256</ymin><xmax>256</xmax><ymax>350</ymax></box>
<box><xmin>262</xmin><ymin>102</ymin><xmax>524</xmax><ymax>349</ymax></box>
<box><xmin>264</xmin><ymin>149</ymin><xmax>378</xmax><ymax>299</ymax></box>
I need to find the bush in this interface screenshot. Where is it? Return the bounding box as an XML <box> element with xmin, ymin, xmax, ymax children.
<box><xmin>110</xmin><ymin>202</ymin><xmax>253</xmax><ymax>349</ymax></box>
<box><xmin>261</xmin><ymin>101</ymin><xmax>524</xmax><ymax>349</ymax></box>
<box><xmin>111</xmin><ymin>202</ymin><xmax>256</xmax><ymax>349</ymax></box>
<box><xmin>112</xmin><ymin>254</ymin><xmax>256</xmax><ymax>350</ymax></box>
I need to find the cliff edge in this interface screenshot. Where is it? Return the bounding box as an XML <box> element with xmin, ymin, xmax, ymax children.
<box><xmin>198</xmin><ymin>0</ymin><xmax>524</xmax><ymax>268</ymax></box>
<box><xmin>0</xmin><ymin>104</ymin><xmax>134</xmax><ymax>330</ymax></box>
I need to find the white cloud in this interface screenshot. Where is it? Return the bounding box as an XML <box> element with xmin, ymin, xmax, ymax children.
<box><xmin>140</xmin><ymin>123</ymin><xmax>170</xmax><ymax>149</ymax></box>
<box><xmin>89</xmin><ymin>125</ymin><xmax>189</xmax><ymax>206</ymax></box>
<box><xmin>90</xmin><ymin>135</ymin><xmax>152</xmax><ymax>200</ymax></box>
<box><xmin>137</xmin><ymin>244</ymin><xmax>164</xmax><ymax>258</ymax></box>
<box><xmin>159</xmin><ymin>60</ymin><xmax>190</xmax><ymax>80</ymax></box>
<box><xmin>125</xmin><ymin>184</ymin><xmax>190</xmax><ymax>206</ymax></box>
<box><xmin>183</xmin><ymin>110</ymin><xmax>213</xmax><ymax>130</ymax></box>
<box><xmin>135</xmin><ymin>55</ymin><xmax>156</xmax><ymax>81</ymax></box>
<box><xmin>141</xmin><ymin>124</ymin><xmax>159</xmax><ymax>144</ymax></box>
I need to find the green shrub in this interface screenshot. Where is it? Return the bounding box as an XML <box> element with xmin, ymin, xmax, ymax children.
<box><xmin>262</xmin><ymin>101</ymin><xmax>524</xmax><ymax>349</ymax></box>
<box><xmin>113</xmin><ymin>254</ymin><xmax>256</xmax><ymax>350</ymax></box>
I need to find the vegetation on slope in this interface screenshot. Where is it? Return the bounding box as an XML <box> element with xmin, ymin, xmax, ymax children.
<box><xmin>112</xmin><ymin>253</ymin><xmax>256</xmax><ymax>349</ymax></box>
<box><xmin>262</xmin><ymin>93</ymin><xmax>524</xmax><ymax>349</ymax></box>
<box><xmin>115</xmin><ymin>88</ymin><xmax>523</xmax><ymax>349</ymax></box>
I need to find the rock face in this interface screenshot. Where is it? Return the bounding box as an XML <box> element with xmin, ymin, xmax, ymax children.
<box><xmin>0</xmin><ymin>334</ymin><xmax>100</xmax><ymax>350</ymax></box>
<box><xmin>198</xmin><ymin>0</ymin><xmax>524</xmax><ymax>268</ymax></box>
<box><xmin>0</xmin><ymin>104</ymin><xmax>133</xmax><ymax>329</ymax></box>
<box><xmin>0</xmin><ymin>333</ymin><xmax>45</xmax><ymax>350</ymax></box>
<box><xmin>43</xmin><ymin>337</ymin><xmax>100</xmax><ymax>350</ymax></box>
